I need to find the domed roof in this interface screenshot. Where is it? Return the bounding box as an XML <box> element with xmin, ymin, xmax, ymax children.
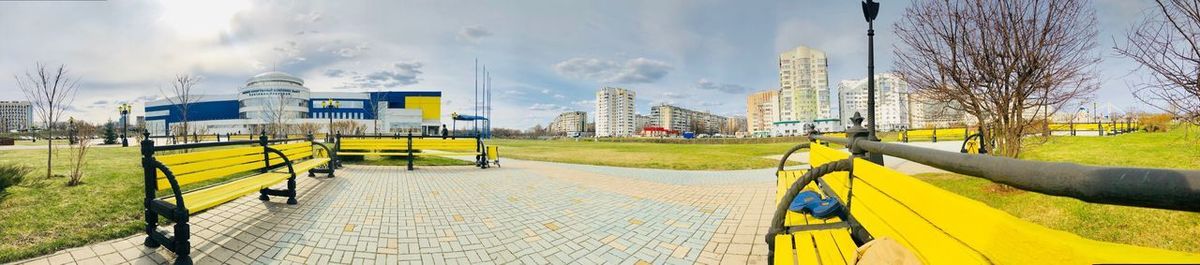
<box><xmin>246</xmin><ymin>71</ymin><xmax>304</xmax><ymax>85</ymax></box>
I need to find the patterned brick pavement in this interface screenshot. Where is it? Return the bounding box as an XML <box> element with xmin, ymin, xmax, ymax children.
<box><xmin>11</xmin><ymin>159</ymin><xmax>779</xmax><ymax>265</ymax></box>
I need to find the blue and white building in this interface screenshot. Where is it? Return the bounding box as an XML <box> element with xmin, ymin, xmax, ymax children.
<box><xmin>145</xmin><ymin>71</ymin><xmax>443</xmax><ymax>136</ymax></box>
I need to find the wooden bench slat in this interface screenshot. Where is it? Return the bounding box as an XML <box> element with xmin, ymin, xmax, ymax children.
<box><xmin>157</xmin><ymin>146</ymin><xmax>263</xmax><ymax>165</ymax></box>
<box><xmin>161</xmin><ymin>162</ymin><xmax>264</xmax><ymax>189</ymax></box>
<box><xmin>812</xmin><ymin>229</ymin><xmax>854</xmax><ymax>265</ymax></box>
<box><xmin>166</xmin><ymin>172</ymin><xmax>291</xmax><ymax>214</ymax></box>
<box><xmin>849</xmin><ymin>159</ymin><xmax>1200</xmax><ymax>264</ymax></box>
<box><xmin>773</xmin><ymin>234</ymin><xmax>796</xmax><ymax>265</ymax></box>
<box><xmin>162</xmin><ymin>153</ymin><xmax>263</xmax><ymax>177</ymax></box>
<box><xmin>271</xmin><ymin>158</ymin><xmax>330</xmax><ymax>174</ymax></box>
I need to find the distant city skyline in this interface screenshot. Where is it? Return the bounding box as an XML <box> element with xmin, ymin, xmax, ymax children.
<box><xmin>0</xmin><ymin>0</ymin><xmax>1162</xmax><ymax>129</ymax></box>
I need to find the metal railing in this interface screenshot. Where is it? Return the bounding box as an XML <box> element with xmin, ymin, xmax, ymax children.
<box><xmin>815</xmin><ymin>113</ymin><xmax>1200</xmax><ymax>212</ymax></box>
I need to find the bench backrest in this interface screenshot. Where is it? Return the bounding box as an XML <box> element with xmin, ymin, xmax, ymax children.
<box><xmin>338</xmin><ymin>137</ymin><xmax>480</xmax><ymax>152</ymax></box>
<box><xmin>268</xmin><ymin>142</ymin><xmax>314</xmax><ymax>164</ymax></box>
<box><xmin>155</xmin><ymin>145</ymin><xmax>267</xmax><ymax>189</ymax></box>
<box><xmin>338</xmin><ymin>138</ymin><xmax>410</xmax><ymax>151</ymax></box>
<box><xmin>807</xmin><ymin>144</ymin><xmax>1199</xmax><ymax>264</ymax></box>
<box><xmin>411</xmin><ymin>138</ymin><xmax>478</xmax><ymax>152</ymax></box>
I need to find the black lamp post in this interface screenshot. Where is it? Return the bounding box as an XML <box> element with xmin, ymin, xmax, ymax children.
<box><xmin>321</xmin><ymin>99</ymin><xmax>340</xmax><ymax>142</ymax></box>
<box><xmin>118</xmin><ymin>103</ymin><xmax>131</xmax><ymax>147</ymax></box>
<box><xmin>862</xmin><ymin>0</ymin><xmax>883</xmax><ymax>164</ymax></box>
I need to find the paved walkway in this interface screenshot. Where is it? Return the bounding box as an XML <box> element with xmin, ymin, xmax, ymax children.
<box><xmin>12</xmin><ymin>160</ymin><xmax>780</xmax><ymax>265</ymax></box>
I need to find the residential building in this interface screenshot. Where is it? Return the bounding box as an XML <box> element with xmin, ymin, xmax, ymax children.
<box><xmin>549</xmin><ymin>111</ymin><xmax>587</xmax><ymax>135</ymax></box>
<box><xmin>144</xmin><ymin>71</ymin><xmax>443</xmax><ymax>135</ymax></box>
<box><xmin>723</xmin><ymin>116</ymin><xmax>747</xmax><ymax>136</ymax></box>
<box><xmin>634</xmin><ymin>114</ymin><xmax>652</xmax><ymax>132</ymax></box>
<box><xmin>778</xmin><ymin>45</ymin><xmax>831</xmax><ymax>123</ymax></box>
<box><xmin>649</xmin><ymin>103</ymin><xmax>727</xmax><ymax>134</ymax></box>
<box><xmin>908</xmin><ymin>93</ymin><xmax>967</xmax><ymax>129</ymax></box>
<box><xmin>0</xmin><ymin>101</ymin><xmax>33</xmax><ymax>132</ymax></box>
<box><xmin>746</xmin><ymin>90</ymin><xmax>779</xmax><ymax>137</ymax></box>
<box><xmin>837</xmin><ymin>73</ymin><xmax>909</xmax><ymax>131</ymax></box>
<box><xmin>594</xmin><ymin>87</ymin><xmax>636</xmax><ymax>137</ymax></box>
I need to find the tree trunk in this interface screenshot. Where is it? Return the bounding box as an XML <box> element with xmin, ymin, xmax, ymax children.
<box><xmin>46</xmin><ymin>129</ymin><xmax>53</xmax><ymax>179</ymax></box>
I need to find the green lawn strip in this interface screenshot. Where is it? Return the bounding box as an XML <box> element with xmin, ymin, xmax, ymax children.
<box><xmin>0</xmin><ymin>148</ymin><xmax>143</xmax><ymax>263</ymax></box>
<box><xmin>491</xmin><ymin>139</ymin><xmax>804</xmax><ymax>170</ymax></box>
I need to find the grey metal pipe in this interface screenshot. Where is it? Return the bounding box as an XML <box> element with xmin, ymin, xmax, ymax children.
<box><xmin>811</xmin><ymin>135</ymin><xmax>1200</xmax><ymax>212</ymax></box>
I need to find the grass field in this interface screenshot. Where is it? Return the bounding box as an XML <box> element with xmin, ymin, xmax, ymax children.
<box><xmin>909</xmin><ymin>129</ymin><xmax>1200</xmax><ymax>253</ymax></box>
<box><xmin>490</xmin><ymin>139</ymin><xmax>804</xmax><ymax>170</ymax></box>
<box><xmin>0</xmin><ymin>147</ymin><xmax>144</xmax><ymax>263</ymax></box>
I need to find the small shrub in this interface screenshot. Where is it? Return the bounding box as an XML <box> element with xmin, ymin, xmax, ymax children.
<box><xmin>1141</xmin><ymin>113</ymin><xmax>1173</xmax><ymax>132</ymax></box>
<box><xmin>0</xmin><ymin>164</ymin><xmax>32</xmax><ymax>193</ymax></box>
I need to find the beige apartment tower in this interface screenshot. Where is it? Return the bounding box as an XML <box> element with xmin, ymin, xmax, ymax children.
<box><xmin>746</xmin><ymin>90</ymin><xmax>779</xmax><ymax>136</ymax></box>
<box><xmin>778</xmin><ymin>45</ymin><xmax>830</xmax><ymax>122</ymax></box>
<box><xmin>595</xmin><ymin>87</ymin><xmax>636</xmax><ymax>137</ymax></box>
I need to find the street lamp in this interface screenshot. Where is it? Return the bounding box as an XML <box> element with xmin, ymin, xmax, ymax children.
<box><xmin>118</xmin><ymin>103</ymin><xmax>131</xmax><ymax>147</ymax></box>
<box><xmin>320</xmin><ymin>99</ymin><xmax>340</xmax><ymax>141</ymax></box>
<box><xmin>862</xmin><ymin>0</ymin><xmax>883</xmax><ymax>164</ymax></box>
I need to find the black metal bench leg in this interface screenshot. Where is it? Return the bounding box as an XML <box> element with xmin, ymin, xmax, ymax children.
<box><xmin>143</xmin><ymin>201</ymin><xmax>160</xmax><ymax>248</ymax></box>
<box><xmin>172</xmin><ymin>219</ymin><xmax>193</xmax><ymax>265</ymax></box>
<box><xmin>258</xmin><ymin>190</ymin><xmax>270</xmax><ymax>201</ymax></box>
<box><xmin>286</xmin><ymin>176</ymin><xmax>298</xmax><ymax>205</ymax></box>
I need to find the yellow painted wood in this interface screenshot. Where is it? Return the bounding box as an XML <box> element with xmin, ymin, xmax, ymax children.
<box><xmin>160</xmin><ymin>162</ymin><xmax>264</xmax><ymax>189</ymax></box>
<box><xmin>157</xmin><ymin>146</ymin><xmax>263</xmax><ymax>166</ymax></box>
<box><xmin>827</xmin><ymin>229</ymin><xmax>859</xmax><ymax>261</ymax></box>
<box><xmin>812</xmin><ymin>229</ymin><xmax>853</xmax><ymax>265</ymax></box>
<box><xmin>272</xmin><ymin>158</ymin><xmax>330</xmax><ymax>174</ymax></box>
<box><xmin>793</xmin><ymin>232</ymin><xmax>819</xmax><ymax>263</ymax></box>
<box><xmin>774</xmin><ymin>234</ymin><xmax>797</xmax><ymax>265</ymax></box>
<box><xmin>164</xmin><ymin>153</ymin><xmax>263</xmax><ymax>176</ymax></box>
<box><xmin>848</xmin><ymin>159</ymin><xmax>1200</xmax><ymax>264</ymax></box>
<box><xmin>166</xmin><ymin>172</ymin><xmax>291</xmax><ymax>214</ymax></box>
<box><xmin>487</xmin><ymin>146</ymin><xmax>499</xmax><ymax>160</ymax></box>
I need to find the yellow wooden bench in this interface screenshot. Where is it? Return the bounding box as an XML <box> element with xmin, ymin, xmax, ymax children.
<box><xmin>139</xmin><ymin>134</ymin><xmax>334</xmax><ymax>265</ymax></box>
<box><xmin>771</xmin><ymin>143</ymin><xmax>1200</xmax><ymax>264</ymax></box>
<box><xmin>486</xmin><ymin>146</ymin><xmax>500</xmax><ymax>168</ymax></box>
<box><xmin>898</xmin><ymin>127</ymin><xmax>969</xmax><ymax>142</ymax></box>
<box><xmin>335</xmin><ymin>135</ymin><xmax>493</xmax><ymax>170</ymax></box>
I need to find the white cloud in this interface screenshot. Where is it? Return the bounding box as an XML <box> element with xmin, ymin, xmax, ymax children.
<box><xmin>457</xmin><ymin>25</ymin><xmax>492</xmax><ymax>44</ymax></box>
<box><xmin>340</xmin><ymin>61</ymin><xmax>424</xmax><ymax>88</ymax></box>
<box><xmin>696</xmin><ymin>78</ymin><xmax>751</xmax><ymax>94</ymax></box>
<box><xmin>552</xmin><ymin>57</ymin><xmax>673</xmax><ymax>84</ymax></box>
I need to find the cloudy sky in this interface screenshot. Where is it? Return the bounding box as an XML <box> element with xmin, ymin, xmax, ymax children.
<box><xmin>0</xmin><ymin>0</ymin><xmax>1160</xmax><ymax>129</ymax></box>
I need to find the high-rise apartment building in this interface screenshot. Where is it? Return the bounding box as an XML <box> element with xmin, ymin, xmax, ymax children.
<box><xmin>595</xmin><ymin>87</ymin><xmax>636</xmax><ymax>137</ymax></box>
<box><xmin>837</xmin><ymin>73</ymin><xmax>909</xmax><ymax>131</ymax></box>
<box><xmin>778</xmin><ymin>45</ymin><xmax>831</xmax><ymax>122</ymax></box>
<box><xmin>0</xmin><ymin>101</ymin><xmax>33</xmax><ymax>132</ymax></box>
<box><xmin>746</xmin><ymin>90</ymin><xmax>779</xmax><ymax>136</ymax></box>
<box><xmin>649</xmin><ymin>103</ymin><xmax>727</xmax><ymax>134</ymax></box>
<box><xmin>634</xmin><ymin>114</ymin><xmax>652</xmax><ymax>132</ymax></box>
<box><xmin>723</xmin><ymin>116</ymin><xmax>747</xmax><ymax>135</ymax></box>
<box><xmin>549</xmin><ymin>111</ymin><xmax>587</xmax><ymax>134</ymax></box>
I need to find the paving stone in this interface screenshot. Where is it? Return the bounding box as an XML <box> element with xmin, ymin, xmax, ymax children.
<box><xmin>9</xmin><ymin>160</ymin><xmax>779</xmax><ymax>264</ymax></box>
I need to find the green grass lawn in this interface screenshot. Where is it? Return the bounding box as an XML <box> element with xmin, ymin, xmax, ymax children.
<box><xmin>0</xmin><ymin>147</ymin><xmax>144</xmax><ymax>263</ymax></box>
<box><xmin>908</xmin><ymin>129</ymin><xmax>1200</xmax><ymax>253</ymax></box>
<box><xmin>491</xmin><ymin>139</ymin><xmax>804</xmax><ymax>170</ymax></box>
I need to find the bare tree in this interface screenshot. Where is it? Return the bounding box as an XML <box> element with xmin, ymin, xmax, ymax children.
<box><xmin>367</xmin><ymin>91</ymin><xmax>386</xmax><ymax>135</ymax></box>
<box><xmin>16</xmin><ymin>63</ymin><xmax>79</xmax><ymax>179</ymax></box>
<box><xmin>893</xmin><ymin>0</ymin><xmax>1100</xmax><ymax>157</ymax></box>
<box><xmin>1116</xmin><ymin>0</ymin><xmax>1200</xmax><ymax>123</ymax></box>
<box><xmin>67</xmin><ymin>121</ymin><xmax>96</xmax><ymax>186</ymax></box>
<box><xmin>159</xmin><ymin>74</ymin><xmax>202</xmax><ymax>137</ymax></box>
<box><xmin>260</xmin><ymin>92</ymin><xmax>293</xmax><ymax>137</ymax></box>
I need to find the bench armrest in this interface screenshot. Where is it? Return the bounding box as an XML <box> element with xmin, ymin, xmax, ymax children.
<box><xmin>311</xmin><ymin>141</ymin><xmax>337</xmax><ymax>162</ymax></box>
<box><xmin>264</xmin><ymin>146</ymin><xmax>296</xmax><ymax>178</ymax></box>
<box><xmin>148</xmin><ymin>160</ymin><xmax>187</xmax><ymax>211</ymax></box>
<box><xmin>776</xmin><ymin>143</ymin><xmax>811</xmax><ymax>172</ymax></box>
